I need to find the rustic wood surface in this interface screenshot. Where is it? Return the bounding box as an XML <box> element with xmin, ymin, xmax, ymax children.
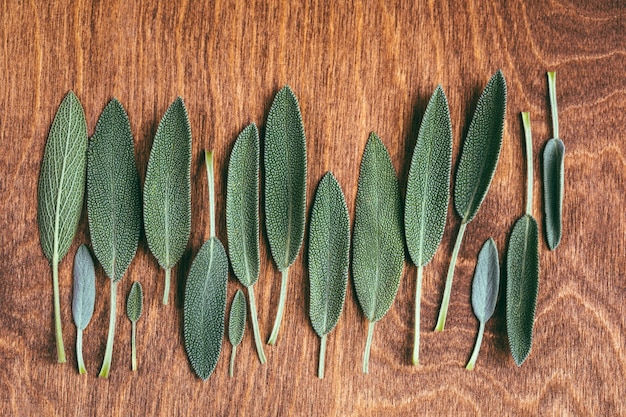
<box><xmin>1</xmin><ymin>0</ymin><xmax>625</xmax><ymax>415</ymax></box>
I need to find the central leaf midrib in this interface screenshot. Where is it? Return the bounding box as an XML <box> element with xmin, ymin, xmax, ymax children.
<box><xmin>53</xmin><ymin>102</ymin><xmax>75</xmax><ymax>260</ymax></box>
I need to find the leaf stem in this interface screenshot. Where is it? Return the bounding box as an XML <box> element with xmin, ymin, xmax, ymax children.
<box><xmin>248</xmin><ymin>286</ymin><xmax>266</xmax><ymax>364</ymax></box>
<box><xmin>76</xmin><ymin>329</ymin><xmax>85</xmax><ymax>374</ymax></box>
<box><xmin>522</xmin><ymin>112</ymin><xmax>534</xmax><ymax>216</ymax></box>
<box><xmin>229</xmin><ymin>345</ymin><xmax>237</xmax><ymax>377</ymax></box>
<box><xmin>547</xmin><ymin>72</ymin><xmax>559</xmax><ymax>139</ymax></box>
<box><xmin>363</xmin><ymin>321</ymin><xmax>375</xmax><ymax>374</ymax></box>
<box><xmin>466</xmin><ymin>321</ymin><xmax>485</xmax><ymax>370</ymax></box>
<box><xmin>267</xmin><ymin>266</ymin><xmax>289</xmax><ymax>345</ymax></box>
<box><xmin>206</xmin><ymin>150</ymin><xmax>216</xmax><ymax>239</ymax></box>
<box><xmin>412</xmin><ymin>264</ymin><xmax>424</xmax><ymax>365</ymax></box>
<box><xmin>318</xmin><ymin>334</ymin><xmax>327</xmax><ymax>379</ymax></box>
<box><xmin>52</xmin><ymin>257</ymin><xmax>66</xmax><ymax>363</ymax></box>
<box><xmin>435</xmin><ymin>222</ymin><xmax>467</xmax><ymax>331</ymax></box>
<box><xmin>99</xmin><ymin>280</ymin><xmax>118</xmax><ymax>378</ymax></box>
<box><xmin>131</xmin><ymin>321</ymin><xmax>137</xmax><ymax>371</ymax></box>
<box><xmin>163</xmin><ymin>267</ymin><xmax>171</xmax><ymax>305</ymax></box>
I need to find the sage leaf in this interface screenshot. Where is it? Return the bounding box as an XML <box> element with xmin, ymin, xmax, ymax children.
<box><xmin>435</xmin><ymin>70</ymin><xmax>507</xmax><ymax>331</ymax></box>
<box><xmin>264</xmin><ymin>85</ymin><xmax>307</xmax><ymax>345</ymax></box>
<box><xmin>543</xmin><ymin>71</ymin><xmax>565</xmax><ymax>250</ymax></box>
<box><xmin>72</xmin><ymin>244</ymin><xmax>96</xmax><ymax>374</ymax></box>
<box><xmin>352</xmin><ymin>132</ymin><xmax>404</xmax><ymax>374</ymax></box>
<box><xmin>87</xmin><ymin>99</ymin><xmax>142</xmax><ymax>378</ymax></box>
<box><xmin>226</xmin><ymin>123</ymin><xmax>266</xmax><ymax>364</ymax></box>
<box><xmin>308</xmin><ymin>172</ymin><xmax>350</xmax><ymax>378</ymax></box>
<box><xmin>144</xmin><ymin>97</ymin><xmax>192</xmax><ymax>305</ymax></box>
<box><xmin>228</xmin><ymin>290</ymin><xmax>247</xmax><ymax>377</ymax></box>
<box><xmin>37</xmin><ymin>91</ymin><xmax>88</xmax><ymax>363</ymax></box>
<box><xmin>404</xmin><ymin>85</ymin><xmax>452</xmax><ymax>365</ymax></box>
<box><xmin>184</xmin><ymin>151</ymin><xmax>228</xmax><ymax>380</ymax></box>
<box><xmin>126</xmin><ymin>281</ymin><xmax>143</xmax><ymax>371</ymax></box>
<box><xmin>507</xmin><ymin>112</ymin><xmax>540</xmax><ymax>366</ymax></box>
<box><xmin>466</xmin><ymin>238</ymin><xmax>500</xmax><ymax>370</ymax></box>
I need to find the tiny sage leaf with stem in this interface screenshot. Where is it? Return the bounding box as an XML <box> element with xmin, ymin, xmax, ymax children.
<box><xmin>37</xmin><ymin>91</ymin><xmax>88</xmax><ymax>363</ymax></box>
<box><xmin>404</xmin><ymin>85</ymin><xmax>452</xmax><ymax>365</ymax></box>
<box><xmin>352</xmin><ymin>133</ymin><xmax>404</xmax><ymax>374</ymax></box>
<box><xmin>184</xmin><ymin>151</ymin><xmax>228</xmax><ymax>380</ymax></box>
<box><xmin>126</xmin><ymin>281</ymin><xmax>143</xmax><ymax>371</ymax></box>
<box><xmin>144</xmin><ymin>97</ymin><xmax>192</xmax><ymax>305</ymax></box>
<box><xmin>72</xmin><ymin>244</ymin><xmax>96</xmax><ymax>375</ymax></box>
<box><xmin>507</xmin><ymin>112</ymin><xmax>540</xmax><ymax>366</ymax></box>
<box><xmin>87</xmin><ymin>99</ymin><xmax>141</xmax><ymax>378</ymax></box>
<box><xmin>228</xmin><ymin>290</ymin><xmax>247</xmax><ymax>377</ymax></box>
<box><xmin>466</xmin><ymin>238</ymin><xmax>500</xmax><ymax>370</ymax></box>
<box><xmin>264</xmin><ymin>85</ymin><xmax>307</xmax><ymax>345</ymax></box>
<box><xmin>226</xmin><ymin>123</ymin><xmax>266</xmax><ymax>364</ymax></box>
<box><xmin>308</xmin><ymin>172</ymin><xmax>350</xmax><ymax>379</ymax></box>
<box><xmin>543</xmin><ymin>71</ymin><xmax>565</xmax><ymax>250</ymax></box>
<box><xmin>435</xmin><ymin>70</ymin><xmax>507</xmax><ymax>332</ymax></box>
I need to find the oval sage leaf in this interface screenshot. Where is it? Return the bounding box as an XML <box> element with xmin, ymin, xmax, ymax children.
<box><xmin>126</xmin><ymin>281</ymin><xmax>143</xmax><ymax>371</ymax></box>
<box><xmin>72</xmin><ymin>244</ymin><xmax>96</xmax><ymax>375</ymax></box>
<box><xmin>228</xmin><ymin>289</ymin><xmax>247</xmax><ymax>377</ymax></box>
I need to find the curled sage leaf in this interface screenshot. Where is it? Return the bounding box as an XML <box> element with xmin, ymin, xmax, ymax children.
<box><xmin>72</xmin><ymin>244</ymin><xmax>96</xmax><ymax>375</ymax></box>
<box><xmin>228</xmin><ymin>290</ymin><xmax>247</xmax><ymax>377</ymax></box>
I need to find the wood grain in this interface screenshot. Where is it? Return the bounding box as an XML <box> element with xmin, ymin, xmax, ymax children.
<box><xmin>1</xmin><ymin>0</ymin><xmax>625</xmax><ymax>415</ymax></box>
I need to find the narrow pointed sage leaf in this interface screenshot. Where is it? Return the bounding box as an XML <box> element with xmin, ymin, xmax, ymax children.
<box><xmin>143</xmin><ymin>97</ymin><xmax>192</xmax><ymax>305</ymax></box>
<box><xmin>352</xmin><ymin>132</ymin><xmax>404</xmax><ymax>374</ymax></box>
<box><xmin>226</xmin><ymin>123</ymin><xmax>266</xmax><ymax>364</ymax></box>
<box><xmin>126</xmin><ymin>281</ymin><xmax>143</xmax><ymax>371</ymax></box>
<box><xmin>72</xmin><ymin>244</ymin><xmax>96</xmax><ymax>375</ymax></box>
<box><xmin>435</xmin><ymin>70</ymin><xmax>507</xmax><ymax>332</ymax></box>
<box><xmin>404</xmin><ymin>85</ymin><xmax>452</xmax><ymax>365</ymax></box>
<box><xmin>543</xmin><ymin>71</ymin><xmax>565</xmax><ymax>250</ymax></box>
<box><xmin>466</xmin><ymin>238</ymin><xmax>500</xmax><ymax>370</ymax></box>
<box><xmin>228</xmin><ymin>290</ymin><xmax>247</xmax><ymax>377</ymax></box>
<box><xmin>87</xmin><ymin>99</ymin><xmax>142</xmax><ymax>378</ymax></box>
<box><xmin>507</xmin><ymin>112</ymin><xmax>540</xmax><ymax>366</ymax></box>
<box><xmin>184</xmin><ymin>151</ymin><xmax>228</xmax><ymax>380</ymax></box>
<box><xmin>264</xmin><ymin>85</ymin><xmax>307</xmax><ymax>345</ymax></box>
<box><xmin>37</xmin><ymin>91</ymin><xmax>88</xmax><ymax>363</ymax></box>
<box><xmin>308</xmin><ymin>172</ymin><xmax>350</xmax><ymax>379</ymax></box>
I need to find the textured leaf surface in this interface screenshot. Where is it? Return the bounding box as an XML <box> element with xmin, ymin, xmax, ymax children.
<box><xmin>226</xmin><ymin>123</ymin><xmax>260</xmax><ymax>287</ymax></box>
<box><xmin>183</xmin><ymin>237</ymin><xmax>229</xmax><ymax>380</ymax></box>
<box><xmin>126</xmin><ymin>281</ymin><xmax>143</xmax><ymax>323</ymax></box>
<box><xmin>143</xmin><ymin>97</ymin><xmax>192</xmax><ymax>269</ymax></box>
<box><xmin>454</xmin><ymin>70</ymin><xmax>507</xmax><ymax>223</ymax></box>
<box><xmin>543</xmin><ymin>138</ymin><xmax>564</xmax><ymax>250</ymax></box>
<box><xmin>228</xmin><ymin>290</ymin><xmax>247</xmax><ymax>347</ymax></box>
<box><xmin>506</xmin><ymin>214</ymin><xmax>539</xmax><ymax>366</ymax></box>
<box><xmin>470</xmin><ymin>238</ymin><xmax>500</xmax><ymax>323</ymax></box>
<box><xmin>87</xmin><ymin>99</ymin><xmax>141</xmax><ymax>282</ymax></box>
<box><xmin>352</xmin><ymin>133</ymin><xmax>404</xmax><ymax>323</ymax></box>
<box><xmin>37</xmin><ymin>91</ymin><xmax>88</xmax><ymax>262</ymax></box>
<box><xmin>264</xmin><ymin>85</ymin><xmax>307</xmax><ymax>269</ymax></box>
<box><xmin>308</xmin><ymin>172</ymin><xmax>350</xmax><ymax>337</ymax></box>
<box><xmin>72</xmin><ymin>245</ymin><xmax>95</xmax><ymax>330</ymax></box>
<box><xmin>405</xmin><ymin>85</ymin><xmax>452</xmax><ymax>267</ymax></box>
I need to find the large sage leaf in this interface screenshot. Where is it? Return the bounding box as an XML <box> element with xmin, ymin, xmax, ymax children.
<box><xmin>228</xmin><ymin>289</ymin><xmax>247</xmax><ymax>377</ymax></box>
<box><xmin>72</xmin><ymin>244</ymin><xmax>96</xmax><ymax>374</ymax></box>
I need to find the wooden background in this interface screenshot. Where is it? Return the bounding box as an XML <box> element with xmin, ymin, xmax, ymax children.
<box><xmin>1</xmin><ymin>0</ymin><xmax>625</xmax><ymax>415</ymax></box>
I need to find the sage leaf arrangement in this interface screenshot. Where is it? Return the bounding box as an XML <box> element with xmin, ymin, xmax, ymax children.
<box><xmin>466</xmin><ymin>238</ymin><xmax>499</xmax><ymax>370</ymax></box>
<box><xmin>308</xmin><ymin>172</ymin><xmax>350</xmax><ymax>378</ymax></box>
<box><xmin>226</xmin><ymin>123</ymin><xmax>266</xmax><ymax>364</ymax></box>
<box><xmin>404</xmin><ymin>86</ymin><xmax>452</xmax><ymax>365</ymax></box>
<box><xmin>37</xmin><ymin>91</ymin><xmax>88</xmax><ymax>363</ymax></box>
<box><xmin>87</xmin><ymin>99</ymin><xmax>141</xmax><ymax>378</ymax></box>
<box><xmin>543</xmin><ymin>71</ymin><xmax>565</xmax><ymax>250</ymax></box>
<box><xmin>72</xmin><ymin>244</ymin><xmax>96</xmax><ymax>374</ymax></box>
<box><xmin>183</xmin><ymin>151</ymin><xmax>228</xmax><ymax>380</ymax></box>
<box><xmin>507</xmin><ymin>112</ymin><xmax>540</xmax><ymax>366</ymax></box>
<box><xmin>435</xmin><ymin>70</ymin><xmax>507</xmax><ymax>331</ymax></box>
<box><xmin>228</xmin><ymin>290</ymin><xmax>247</xmax><ymax>377</ymax></box>
<box><xmin>144</xmin><ymin>97</ymin><xmax>192</xmax><ymax>305</ymax></box>
<box><xmin>126</xmin><ymin>281</ymin><xmax>143</xmax><ymax>371</ymax></box>
<box><xmin>352</xmin><ymin>133</ymin><xmax>404</xmax><ymax>374</ymax></box>
<box><xmin>264</xmin><ymin>85</ymin><xmax>307</xmax><ymax>345</ymax></box>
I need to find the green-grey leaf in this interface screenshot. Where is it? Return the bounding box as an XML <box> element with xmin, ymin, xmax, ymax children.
<box><xmin>309</xmin><ymin>172</ymin><xmax>350</xmax><ymax>337</ymax></box>
<box><xmin>543</xmin><ymin>138</ymin><xmax>564</xmax><ymax>250</ymax></box>
<box><xmin>405</xmin><ymin>85</ymin><xmax>452</xmax><ymax>267</ymax></box>
<box><xmin>471</xmin><ymin>238</ymin><xmax>500</xmax><ymax>323</ymax></box>
<box><xmin>87</xmin><ymin>99</ymin><xmax>141</xmax><ymax>282</ymax></box>
<box><xmin>352</xmin><ymin>132</ymin><xmax>404</xmax><ymax>323</ymax></box>
<box><xmin>126</xmin><ymin>281</ymin><xmax>143</xmax><ymax>323</ymax></box>
<box><xmin>454</xmin><ymin>70</ymin><xmax>507</xmax><ymax>223</ymax></box>
<box><xmin>183</xmin><ymin>237</ymin><xmax>229</xmax><ymax>380</ymax></box>
<box><xmin>227</xmin><ymin>123</ymin><xmax>260</xmax><ymax>287</ymax></box>
<box><xmin>72</xmin><ymin>244</ymin><xmax>96</xmax><ymax>331</ymax></box>
<box><xmin>228</xmin><ymin>290</ymin><xmax>247</xmax><ymax>347</ymax></box>
<box><xmin>264</xmin><ymin>85</ymin><xmax>307</xmax><ymax>269</ymax></box>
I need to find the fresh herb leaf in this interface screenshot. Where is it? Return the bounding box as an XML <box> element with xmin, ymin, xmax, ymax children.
<box><xmin>72</xmin><ymin>244</ymin><xmax>96</xmax><ymax>374</ymax></box>
<box><xmin>352</xmin><ymin>132</ymin><xmax>404</xmax><ymax>374</ymax></box>
<box><xmin>435</xmin><ymin>70</ymin><xmax>507</xmax><ymax>331</ymax></box>
<box><xmin>404</xmin><ymin>86</ymin><xmax>452</xmax><ymax>365</ymax></box>
<box><xmin>37</xmin><ymin>91</ymin><xmax>88</xmax><ymax>363</ymax></box>
<box><xmin>264</xmin><ymin>85</ymin><xmax>307</xmax><ymax>345</ymax></box>
<box><xmin>228</xmin><ymin>289</ymin><xmax>247</xmax><ymax>377</ymax></box>
<box><xmin>126</xmin><ymin>281</ymin><xmax>143</xmax><ymax>371</ymax></box>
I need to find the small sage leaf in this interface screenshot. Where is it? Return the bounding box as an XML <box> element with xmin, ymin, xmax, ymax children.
<box><xmin>228</xmin><ymin>290</ymin><xmax>247</xmax><ymax>377</ymax></box>
<box><xmin>126</xmin><ymin>281</ymin><xmax>143</xmax><ymax>371</ymax></box>
<box><xmin>72</xmin><ymin>244</ymin><xmax>95</xmax><ymax>375</ymax></box>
